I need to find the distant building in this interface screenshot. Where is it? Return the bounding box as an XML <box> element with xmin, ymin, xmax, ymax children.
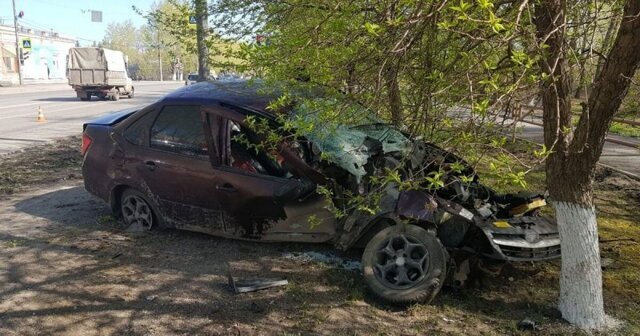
<box><xmin>0</xmin><ymin>23</ymin><xmax>77</xmax><ymax>86</ymax></box>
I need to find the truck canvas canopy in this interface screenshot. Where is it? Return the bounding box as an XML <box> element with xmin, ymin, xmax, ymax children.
<box><xmin>67</xmin><ymin>47</ymin><xmax>126</xmax><ymax>72</ymax></box>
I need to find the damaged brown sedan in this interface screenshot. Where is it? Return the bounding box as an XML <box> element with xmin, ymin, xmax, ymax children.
<box><xmin>82</xmin><ymin>80</ymin><xmax>560</xmax><ymax>303</ymax></box>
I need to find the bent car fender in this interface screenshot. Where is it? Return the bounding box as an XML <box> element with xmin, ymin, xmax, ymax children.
<box><xmin>395</xmin><ymin>189</ymin><xmax>439</xmax><ymax>224</ymax></box>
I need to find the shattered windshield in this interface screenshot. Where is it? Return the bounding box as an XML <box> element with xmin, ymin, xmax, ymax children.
<box><xmin>293</xmin><ymin>98</ymin><xmax>411</xmax><ymax>180</ymax></box>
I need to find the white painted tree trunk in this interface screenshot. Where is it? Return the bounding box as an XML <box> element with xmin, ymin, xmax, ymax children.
<box><xmin>554</xmin><ymin>201</ymin><xmax>605</xmax><ymax>330</ymax></box>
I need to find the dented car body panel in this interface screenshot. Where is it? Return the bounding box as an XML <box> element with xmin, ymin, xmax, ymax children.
<box><xmin>82</xmin><ymin>80</ymin><xmax>560</xmax><ymax>263</ymax></box>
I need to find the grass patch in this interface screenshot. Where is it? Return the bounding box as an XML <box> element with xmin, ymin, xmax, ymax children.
<box><xmin>4</xmin><ymin>239</ymin><xmax>25</xmax><ymax>248</ymax></box>
<box><xmin>570</xmin><ymin>104</ymin><xmax>640</xmax><ymax>139</ymax></box>
<box><xmin>96</xmin><ymin>215</ymin><xmax>118</xmax><ymax>225</ymax></box>
<box><xmin>0</xmin><ymin>135</ymin><xmax>82</xmax><ymax>195</ymax></box>
<box><xmin>474</xmin><ymin>139</ymin><xmax>640</xmax><ymax>334</ymax></box>
<box><xmin>609</xmin><ymin>121</ymin><xmax>640</xmax><ymax>138</ymax></box>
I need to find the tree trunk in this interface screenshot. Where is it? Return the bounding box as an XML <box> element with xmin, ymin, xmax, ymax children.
<box><xmin>534</xmin><ymin>0</ymin><xmax>640</xmax><ymax>331</ymax></box>
<box><xmin>385</xmin><ymin>64</ymin><xmax>403</xmax><ymax>127</ymax></box>
<box><xmin>573</xmin><ymin>33</ymin><xmax>589</xmax><ymax>99</ymax></box>
<box><xmin>195</xmin><ymin>0</ymin><xmax>209</xmax><ymax>80</ymax></box>
<box><xmin>594</xmin><ymin>10</ymin><xmax>622</xmax><ymax>83</ymax></box>
<box><xmin>555</xmin><ymin>202</ymin><xmax>604</xmax><ymax>329</ymax></box>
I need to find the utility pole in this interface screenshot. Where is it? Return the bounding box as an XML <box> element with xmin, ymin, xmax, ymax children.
<box><xmin>195</xmin><ymin>0</ymin><xmax>209</xmax><ymax>81</ymax></box>
<box><xmin>157</xmin><ymin>28</ymin><xmax>163</xmax><ymax>81</ymax></box>
<box><xmin>11</xmin><ymin>0</ymin><xmax>23</xmax><ymax>86</ymax></box>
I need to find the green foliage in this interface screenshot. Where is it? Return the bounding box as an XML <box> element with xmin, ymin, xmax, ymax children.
<box><xmin>139</xmin><ymin>0</ymin><xmax>558</xmax><ymax>217</ymax></box>
<box><xmin>609</xmin><ymin>122</ymin><xmax>640</xmax><ymax>138</ymax></box>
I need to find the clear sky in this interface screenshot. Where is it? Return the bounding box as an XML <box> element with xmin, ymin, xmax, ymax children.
<box><xmin>0</xmin><ymin>0</ymin><xmax>159</xmax><ymax>45</ymax></box>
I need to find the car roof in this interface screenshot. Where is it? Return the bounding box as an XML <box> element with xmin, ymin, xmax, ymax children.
<box><xmin>162</xmin><ymin>80</ymin><xmax>279</xmax><ymax>116</ymax></box>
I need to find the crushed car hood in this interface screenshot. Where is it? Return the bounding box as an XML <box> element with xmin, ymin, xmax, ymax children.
<box><xmin>295</xmin><ymin>99</ymin><xmax>411</xmax><ymax>181</ymax></box>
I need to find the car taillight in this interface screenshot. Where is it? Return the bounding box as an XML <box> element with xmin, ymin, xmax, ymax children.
<box><xmin>81</xmin><ymin>133</ymin><xmax>92</xmax><ymax>156</ymax></box>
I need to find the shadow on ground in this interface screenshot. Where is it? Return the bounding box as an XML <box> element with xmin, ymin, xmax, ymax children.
<box><xmin>0</xmin><ymin>184</ymin><xmax>575</xmax><ymax>335</ymax></box>
<box><xmin>34</xmin><ymin>97</ymin><xmax>87</xmax><ymax>102</ymax></box>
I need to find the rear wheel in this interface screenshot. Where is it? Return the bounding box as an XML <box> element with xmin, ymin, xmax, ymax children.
<box><xmin>111</xmin><ymin>91</ymin><xmax>120</xmax><ymax>101</ymax></box>
<box><xmin>362</xmin><ymin>224</ymin><xmax>447</xmax><ymax>304</ymax></box>
<box><xmin>120</xmin><ymin>189</ymin><xmax>156</xmax><ymax>231</ymax></box>
<box><xmin>128</xmin><ymin>87</ymin><xmax>135</xmax><ymax>99</ymax></box>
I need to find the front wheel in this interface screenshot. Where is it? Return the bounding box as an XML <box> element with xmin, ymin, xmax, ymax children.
<box><xmin>362</xmin><ymin>224</ymin><xmax>447</xmax><ymax>304</ymax></box>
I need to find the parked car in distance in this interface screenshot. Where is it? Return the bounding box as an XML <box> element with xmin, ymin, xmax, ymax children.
<box><xmin>82</xmin><ymin>80</ymin><xmax>560</xmax><ymax>304</ymax></box>
<box><xmin>184</xmin><ymin>73</ymin><xmax>199</xmax><ymax>85</ymax></box>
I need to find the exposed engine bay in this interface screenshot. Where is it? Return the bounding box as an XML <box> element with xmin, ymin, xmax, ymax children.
<box><xmin>280</xmin><ymin>115</ymin><xmax>561</xmax><ymax>262</ymax></box>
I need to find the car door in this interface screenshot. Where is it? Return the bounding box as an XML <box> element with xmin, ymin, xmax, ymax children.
<box><xmin>127</xmin><ymin>104</ymin><xmax>225</xmax><ymax>232</ymax></box>
<box><xmin>204</xmin><ymin>105</ymin><xmax>337</xmax><ymax>243</ymax></box>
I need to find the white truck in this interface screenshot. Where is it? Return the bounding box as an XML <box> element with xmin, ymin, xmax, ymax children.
<box><xmin>67</xmin><ymin>47</ymin><xmax>134</xmax><ymax>101</ymax></box>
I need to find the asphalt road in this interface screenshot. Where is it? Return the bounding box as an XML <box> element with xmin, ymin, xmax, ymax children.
<box><xmin>0</xmin><ymin>81</ymin><xmax>183</xmax><ymax>155</ymax></box>
<box><xmin>514</xmin><ymin>121</ymin><xmax>640</xmax><ymax>178</ymax></box>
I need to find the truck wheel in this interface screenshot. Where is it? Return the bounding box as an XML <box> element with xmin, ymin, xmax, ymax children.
<box><xmin>362</xmin><ymin>224</ymin><xmax>447</xmax><ymax>304</ymax></box>
<box><xmin>128</xmin><ymin>87</ymin><xmax>135</xmax><ymax>99</ymax></box>
<box><xmin>111</xmin><ymin>91</ymin><xmax>120</xmax><ymax>101</ymax></box>
<box><xmin>78</xmin><ymin>90</ymin><xmax>89</xmax><ymax>101</ymax></box>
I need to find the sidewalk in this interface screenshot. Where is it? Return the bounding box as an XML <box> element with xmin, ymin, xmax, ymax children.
<box><xmin>515</xmin><ymin>121</ymin><xmax>640</xmax><ymax>179</ymax></box>
<box><xmin>450</xmin><ymin>107</ymin><xmax>640</xmax><ymax>179</ymax></box>
<box><xmin>0</xmin><ymin>80</ymin><xmax>182</xmax><ymax>96</ymax></box>
<box><xmin>0</xmin><ymin>83</ymin><xmax>69</xmax><ymax>96</ymax></box>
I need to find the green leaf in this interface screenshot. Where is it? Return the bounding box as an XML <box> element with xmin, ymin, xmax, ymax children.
<box><xmin>363</xmin><ymin>22</ymin><xmax>381</xmax><ymax>36</ymax></box>
<box><xmin>477</xmin><ymin>0</ymin><xmax>494</xmax><ymax>9</ymax></box>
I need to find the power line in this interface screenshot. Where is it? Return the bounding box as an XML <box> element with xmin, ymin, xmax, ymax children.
<box><xmin>27</xmin><ymin>0</ymin><xmax>135</xmax><ymax>17</ymax></box>
<box><xmin>17</xmin><ymin>19</ymin><xmax>96</xmax><ymax>42</ymax></box>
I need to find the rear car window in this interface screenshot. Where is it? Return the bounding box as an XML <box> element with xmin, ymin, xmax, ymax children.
<box><xmin>124</xmin><ymin>111</ymin><xmax>155</xmax><ymax>146</ymax></box>
<box><xmin>187</xmin><ymin>74</ymin><xmax>199</xmax><ymax>81</ymax></box>
<box><xmin>150</xmin><ymin>106</ymin><xmax>208</xmax><ymax>156</ymax></box>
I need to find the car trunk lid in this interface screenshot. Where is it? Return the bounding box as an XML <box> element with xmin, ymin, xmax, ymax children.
<box><xmin>83</xmin><ymin>108</ymin><xmax>137</xmax><ymax>129</ymax></box>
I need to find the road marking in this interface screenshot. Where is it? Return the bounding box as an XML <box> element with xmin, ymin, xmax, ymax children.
<box><xmin>0</xmin><ymin>98</ymin><xmax>158</xmax><ymax>121</ymax></box>
<box><xmin>0</xmin><ymin>137</ymin><xmax>47</xmax><ymax>142</ymax></box>
<box><xmin>0</xmin><ymin>101</ymin><xmax>113</xmax><ymax>120</ymax></box>
<box><xmin>0</xmin><ymin>102</ymin><xmax>44</xmax><ymax>110</ymax></box>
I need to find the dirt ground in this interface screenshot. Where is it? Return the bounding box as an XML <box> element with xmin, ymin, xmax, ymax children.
<box><xmin>1</xmin><ymin>136</ymin><xmax>639</xmax><ymax>335</ymax></box>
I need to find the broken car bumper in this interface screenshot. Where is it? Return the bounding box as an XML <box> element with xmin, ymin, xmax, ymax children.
<box><xmin>480</xmin><ymin>216</ymin><xmax>561</xmax><ymax>261</ymax></box>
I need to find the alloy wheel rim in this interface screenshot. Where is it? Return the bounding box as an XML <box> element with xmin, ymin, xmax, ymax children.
<box><xmin>122</xmin><ymin>195</ymin><xmax>153</xmax><ymax>230</ymax></box>
<box><xmin>374</xmin><ymin>234</ymin><xmax>430</xmax><ymax>289</ymax></box>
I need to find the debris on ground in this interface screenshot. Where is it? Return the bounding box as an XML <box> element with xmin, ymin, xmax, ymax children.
<box><xmin>227</xmin><ymin>263</ymin><xmax>288</xmax><ymax>294</ymax></box>
<box><xmin>601</xmin><ymin>257</ymin><xmax>615</xmax><ymax>269</ymax></box>
<box><xmin>517</xmin><ymin>318</ymin><xmax>538</xmax><ymax>331</ymax></box>
<box><xmin>281</xmin><ymin>251</ymin><xmax>361</xmax><ymax>272</ymax></box>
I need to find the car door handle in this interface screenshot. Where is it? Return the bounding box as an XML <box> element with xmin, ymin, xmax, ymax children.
<box><xmin>216</xmin><ymin>183</ymin><xmax>237</xmax><ymax>192</ymax></box>
<box><xmin>144</xmin><ymin>161</ymin><xmax>157</xmax><ymax>171</ymax></box>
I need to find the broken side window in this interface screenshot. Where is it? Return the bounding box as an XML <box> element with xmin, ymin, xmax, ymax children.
<box><xmin>223</xmin><ymin>119</ymin><xmax>295</xmax><ymax>179</ymax></box>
